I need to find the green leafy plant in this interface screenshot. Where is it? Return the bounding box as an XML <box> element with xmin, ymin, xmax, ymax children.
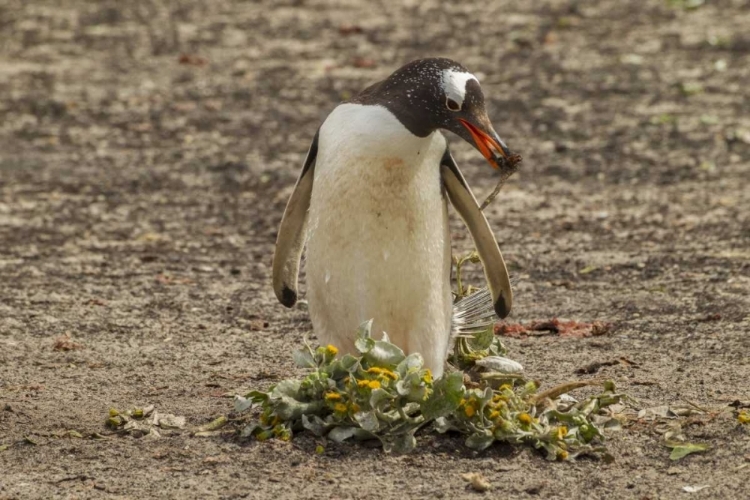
<box><xmin>236</xmin><ymin>320</ymin><xmax>625</xmax><ymax>459</ymax></box>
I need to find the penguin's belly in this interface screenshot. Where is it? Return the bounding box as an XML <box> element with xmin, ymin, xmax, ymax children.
<box><xmin>305</xmin><ymin>104</ymin><xmax>453</xmax><ymax>376</ymax></box>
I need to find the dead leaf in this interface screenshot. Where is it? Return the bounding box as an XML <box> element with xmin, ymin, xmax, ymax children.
<box><xmin>682</xmin><ymin>485</ymin><xmax>709</xmax><ymax>493</ymax></box>
<box><xmin>196</xmin><ymin>416</ymin><xmax>228</xmax><ymax>433</ymax></box>
<box><xmin>178</xmin><ymin>54</ymin><xmax>208</xmax><ymax>66</ymax></box>
<box><xmin>338</xmin><ymin>24</ymin><xmax>363</xmax><ymax>35</ymax></box>
<box><xmin>461</xmin><ymin>472</ymin><xmax>491</xmax><ymax>492</ymax></box>
<box><xmin>154</xmin><ymin>412</ymin><xmax>186</xmax><ymax>429</ymax></box>
<box><xmin>351</xmin><ymin>57</ymin><xmax>377</xmax><ymax>69</ymax></box>
<box><xmin>578</xmin><ymin>265</ymin><xmax>599</xmax><ymax>274</ymax></box>
<box><xmin>496</xmin><ymin>319</ymin><xmax>611</xmax><ymax>338</ymax></box>
<box><xmin>203</xmin><ymin>454</ymin><xmax>230</xmax><ymax>464</ymax></box>
<box><xmin>638</xmin><ymin>406</ymin><xmax>676</xmax><ymax>419</ymax></box>
<box><xmin>575</xmin><ymin>360</ymin><xmax>619</xmax><ymax>375</ymax></box>
<box><xmin>53</xmin><ymin>333</ymin><xmax>82</xmax><ymax>351</ymax></box>
<box><xmin>665</xmin><ymin>442</ymin><xmax>710</xmax><ymax>460</ymax></box>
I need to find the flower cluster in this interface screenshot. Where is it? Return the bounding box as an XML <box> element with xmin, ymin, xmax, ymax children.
<box><xmin>434</xmin><ymin>378</ymin><xmax>619</xmax><ymax>460</ymax></box>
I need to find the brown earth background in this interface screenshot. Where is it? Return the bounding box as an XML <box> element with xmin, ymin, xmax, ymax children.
<box><xmin>1</xmin><ymin>0</ymin><xmax>749</xmax><ymax>498</ymax></box>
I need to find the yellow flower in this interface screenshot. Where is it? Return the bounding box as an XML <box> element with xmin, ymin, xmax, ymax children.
<box><xmin>465</xmin><ymin>405</ymin><xmax>476</xmax><ymax>418</ymax></box>
<box><xmin>367</xmin><ymin>367</ymin><xmax>384</xmax><ymax>375</ymax></box>
<box><xmin>557</xmin><ymin>449</ymin><xmax>569</xmax><ymax>461</ymax></box>
<box><xmin>349</xmin><ymin>403</ymin><xmax>361</xmax><ymax>413</ymax></box>
<box><xmin>556</xmin><ymin>426</ymin><xmax>568</xmax><ymax>440</ymax></box>
<box><xmin>499</xmin><ymin>383</ymin><xmax>512</xmax><ymax>391</ymax></box>
<box><xmin>422</xmin><ymin>369</ymin><xmax>433</xmax><ymax>384</ymax></box>
<box><xmin>489</xmin><ymin>410</ymin><xmax>500</xmax><ymax>420</ymax></box>
<box><xmin>325</xmin><ymin>345</ymin><xmax>338</xmax><ymax>356</ymax></box>
<box><xmin>357</xmin><ymin>380</ymin><xmax>369</xmax><ymax>388</ymax></box>
<box><xmin>381</xmin><ymin>369</ymin><xmax>398</xmax><ymax>380</ymax></box>
<box><xmin>368</xmin><ymin>380</ymin><xmax>381</xmax><ymax>390</ymax></box>
<box><xmin>333</xmin><ymin>403</ymin><xmax>348</xmax><ymax>413</ymax></box>
<box><xmin>518</xmin><ymin>413</ymin><xmax>532</xmax><ymax>425</ymax></box>
<box><xmin>739</xmin><ymin>411</ymin><xmax>750</xmax><ymax>424</ymax></box>
<box><xmin>324</xmin><ymin>392</ymin><xmax>342</xmax><ymax>401</ymax></box>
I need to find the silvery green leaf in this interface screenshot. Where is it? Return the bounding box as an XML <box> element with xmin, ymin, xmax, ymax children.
<box><xmin>377</xmin><ymin>409</ymin><xmax>401</xmax><ymax>424</ymax></box>
<box><xmin>336</xmin><ymin>354</ymin><xmax>360</xmax><ymax>374</ymax></box>
<box><xmin>476</xmin><ymin>387</ymin><xmax>494</xmax><ymax>408</ymax></box>
<box><xmin>327</xmin><ymin>426</ymin><xmax>357</xmax><ymax>443</ymax></box>
<box><xmin>355</xmin><ymin>336</ymin><xmax>374</xmax><ymax>354</ymax></box>
<box><xmin>488</xmin><ymin>337</ymin><xmax>508</xmax><ymax>356</ymax></box>
<box><xmin>351</xmin><ymin>428</ymin><xmax>377</xmax><ymax>441</ymax></box>
<box><xmin>396</xmin><ymin>353</ymin><xmax>424</xmax><ymax>377</ymax></box>
<box><xmin>402</xmin><ymin>402</ymin><xmax>422</xmax><ymax>417</ymax></box>
<box><xmin>468</xmin><ymin>327</ymin><xmax>495</xmax><ymax>350</ymax></box>
<box><xmin>395</xmin><ymin>380</ymin><xmax>411</xmax><ymax>397</ymax></box>
<box><xmin>275</xmin><ymin>397</ymin><xmax>323</xmax><ymax>421</ymax></box>
<box><xmin>271</xmin><ymin>380</ymin><xmax>301</xmax><ymax>399</ymax></box>
<box><xmin>370</xmin><ymin>388</ymin><xmax>393</xmax><ymax>408</ymax></box>
<box><xmin>434</xmin><ymin>417</ymin><xmax>454</xmax><ymax>433</ymax></box>
<box><xmin>356</xmin><ymin>319</ymin><xmax>373</xmax><ymax>340</ymax></box>
<box><xmin>301</xmin><ymin>414</ymin><xmax>329</xmax><ymax>436</ymax></box>
<box><xmin>364</xmin><ymin>340</ymin><xmax>405</xmax><ymax>367</ymax></box>
<box><xmin>353</xmin><ymin>411</ymin><xmax>380</xmax><ymax>432</ymax></box>
<box><xmin>381</xmin><ymin>432</ymin><xmax>417</xmax><ymax>454</ymax></box>
<box><xmin>475</xmin><ymin>356</ymin><xmax>524</xmax><ymax>374</ymax></box>
<box><xmin>234</xmin><ymin>395</ymin><xmax>255</xmax><ymax>413</ymax></box>
<box><xmin>577</xmin><ymin>422</ymin><xmax>601</xmax><ymax>443</ymax></box>
<box><xmin>406</xmin><ymin>385</ymin><xmax>429</xmax><ymax>403</ymax></box>
<box><xmin>245</xmin><ymin>390</ymin><xmax>270</xmax><ymax>404</ymax></box>
<box><xmin>293</xmin><ymin>348</ymin><xmax>316</xmax><ymax>369</ymax></box>
<box><xmin>421</xmin><ymin>371</ymin><xmax>465</xmax><ymax>420</ymax></box>
<box><xmin>545</xmin><ymin>409</ymin><xmax>580</xmax><ymax>425</ymax></box>
<box><xmin>466</xmin><ymin>433</ymin><xmax>496</xmax><ymax>451</ymax></box>
<box><xmin>240</xmin><ymin>422</ymin><xmax>261</xmax><ymax>438</ymax></box>
<box><xmin>381</xmin><ymin>331</ymin><xmax>390</xmax><ymax>343</ymax></box>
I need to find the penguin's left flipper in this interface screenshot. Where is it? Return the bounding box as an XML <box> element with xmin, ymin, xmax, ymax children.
<box><xmin>272</xmin><ymin>131</ymin><xmax>319</xmax><ymax>308</ymax></box>
<box><xmin>440</xmin><ymin>150</ymin><xmax>513</xmax><ymax>318</ymax></box>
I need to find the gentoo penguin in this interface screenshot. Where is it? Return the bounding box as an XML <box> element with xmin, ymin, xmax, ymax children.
<box><xmin>273</xmin><ymin>58</ymin><xmax>516</xmax><ymax>379</ymax></box>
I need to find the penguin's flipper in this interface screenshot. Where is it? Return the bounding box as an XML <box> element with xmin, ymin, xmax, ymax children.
<box><xmin>440</xmin><ymin>150</ymin><xmax>513</xmax><ymax>318</ymax></box>
<box><xmin>272</xmin><ymin>131</ymin><xmax>319</xmax><ymax>308</ymax></box>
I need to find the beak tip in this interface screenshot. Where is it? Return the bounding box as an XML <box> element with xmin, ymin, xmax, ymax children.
<box><xmin>492</xmin><ymin>151</ymin><xmax>522</xmax><ymax>172</ymax></box>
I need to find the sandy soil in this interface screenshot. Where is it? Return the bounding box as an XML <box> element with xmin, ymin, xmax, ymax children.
<box><xmin>1</xmin><ymin>0</ymin><xmax>749</xmax><ymax>498</ymax></box>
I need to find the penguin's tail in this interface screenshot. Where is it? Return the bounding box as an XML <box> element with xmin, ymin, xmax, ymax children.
<box><xmin>451</xmin><ymin>288</ymin><xmax>497</xmax><ymax>338</ymax></box>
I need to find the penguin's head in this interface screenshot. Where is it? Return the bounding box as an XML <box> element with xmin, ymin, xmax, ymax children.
<box><xmin>352</xmin><ymin>57</ymin><xmax>515</xmax><ymax>170</ymax></box>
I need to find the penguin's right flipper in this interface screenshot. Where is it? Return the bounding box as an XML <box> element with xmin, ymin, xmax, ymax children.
<box><xmin>440</xmin><ymin>150</ymin><xmax>513</xmax><ymax>319</ymax></box>
<box><xmin>272</xmin><ymin>131</ymin><xmax>319</xmax><ymax>307</ymax></box>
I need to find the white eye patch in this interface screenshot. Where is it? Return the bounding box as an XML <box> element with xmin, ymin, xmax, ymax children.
<box><xmin>440</xmin><ymin>69</ymin><xmax>478</xmax><ymax>109</ymax></box>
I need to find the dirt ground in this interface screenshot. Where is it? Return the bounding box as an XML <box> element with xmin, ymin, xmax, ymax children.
<box><xmin>1</xmin><ymin>0</ymin><xmax>749</xmax><ymax>498</ymax></box>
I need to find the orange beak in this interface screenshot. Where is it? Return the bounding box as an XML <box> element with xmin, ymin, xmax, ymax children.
<box><xmin>458</xmin><ymin>119</ymin><xmax>510</xmax><ymax>169</ymax></box>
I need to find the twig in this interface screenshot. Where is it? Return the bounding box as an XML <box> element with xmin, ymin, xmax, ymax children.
<box><xmin>479</xmin><ymin>154</ymin><xmax>522</xmax><ymax>211</ymax></box>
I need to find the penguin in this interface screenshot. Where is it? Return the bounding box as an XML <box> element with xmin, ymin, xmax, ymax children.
<box><xmin>272</xmin><ymin>58</ymin><xmax>515</xmax><ymax>379</ymax></box>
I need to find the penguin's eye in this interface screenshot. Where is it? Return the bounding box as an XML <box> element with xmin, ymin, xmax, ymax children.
<box><xmin>446</xmin><ymin>97</ymin><xmax>461</xmax><ymax>112</ymax></box>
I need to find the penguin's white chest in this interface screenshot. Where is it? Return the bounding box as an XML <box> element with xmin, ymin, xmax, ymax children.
<box><xmin>305</xmin><ymin>104</ymin><xmax>453</xmax><ymax>376</ymax></box>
